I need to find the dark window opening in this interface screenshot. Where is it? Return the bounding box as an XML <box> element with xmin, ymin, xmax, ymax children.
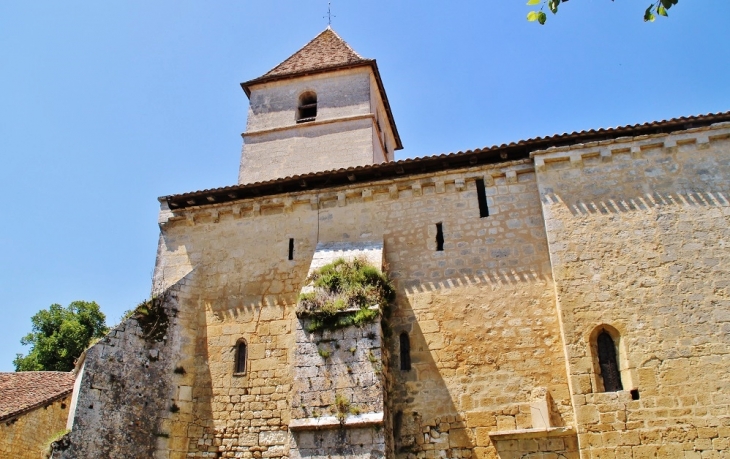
<box><xmin>475</xmin><ymin>178</ymin><xmax>489</xmax><ymax>218</ymax></box>
<box><xmin>393</xmin><ymin>410</ymin><xmax>403</xmax><ymax>439</ymax></box>
<box><xmin>235</xmin><ymin>340</ymin><xmax>247</xmax><ymax>374</ymax></box>
<box><xmin>288</xmin><ymin>238</ymin><xmax>294</xmax><ymax>260</ymax></box>
<box><xmin>630</xmin><ymin>389</ymin><xmax>640</xmax><ymax>400</ymax></box>
<box><xmin>297</xmin><ymin>92</ymin><xmax>317</xmax><ymax>123</ymax></box>
<box><xmin>400</xmin><ymin>332</ymin><xmax>411</xmax><ymax>371</ymax></box>
<box><xmin>597</xmin><ymin>331</ymin><xmax>623</xmax><ymax>392</ymax></box>
<box><xmin>435</xmin><ymin>223</ymin><xmax>444</xmax><ymax>251</ymax></box>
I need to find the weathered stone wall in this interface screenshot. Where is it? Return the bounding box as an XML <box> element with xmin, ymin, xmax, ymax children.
<box><xmin>156</xmin><ymin>158</ymin><xmax>573</xmax><ymax>458</ymax></box>
<box><xmin>240</xmin><ymin>68</ymin><xmax>382</xmax><ymax>184</ymax></box>
<box><xmin>290</xmin><ymin>316</ymin><xmax>388</xmax><ymax>458</ymax></box>
<box><xmin>534</xmin><ymin>124</ymin><xmax>730</xmax><ymax>458</ymax></box>
<box><xmin>245</xmin><ymin>69</ymin><xmax>371</xmax><ymax>132</ymax></box>
<box><xmin>0</xmin><ymin>394</ymin><xmax>71</xmax><ymax>459</ymax></box>
<box><xmin>55</xmin><ymin>290</ymin><xmax>190</xmax><ymax>459</ymax></box>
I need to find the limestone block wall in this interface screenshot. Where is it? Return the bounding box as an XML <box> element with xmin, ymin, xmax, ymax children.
<box><xmin>157</xmin><ymin>158</ymin><xmax>574</xmax><ymax>459</ymax></box>
<box><xmin>533</xmin><ymin>124</ymin><xmax>730</xmax><ymax>458</ymax></box>
<box><xmin>0</xmin><ymin>395</ymin><xmax>71</xmax><ymax>459</ymax></box>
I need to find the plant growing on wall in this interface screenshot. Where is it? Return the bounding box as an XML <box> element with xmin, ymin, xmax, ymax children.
<box><xmin>297</xmin><ymin>257</ymin><xmax>394</xmax><ymax>332</ymax></box>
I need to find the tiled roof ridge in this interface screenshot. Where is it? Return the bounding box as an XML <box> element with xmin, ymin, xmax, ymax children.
<box><xmin>256</xmin><ymin>27</ymin><xmax>369</xmax><ymax>81</ymax></box>
<box><xmin>0</xmin><ymin>371</ymin><xmax>76</xmax><ymax>422</ymax></box>
<box><xmin>162</xmin><ymin>110</ymin><xmax>730</xmax><ymax>208</ymax></box>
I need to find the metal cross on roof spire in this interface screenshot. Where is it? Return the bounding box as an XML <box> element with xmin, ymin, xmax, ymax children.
<box><xmin>325</xmin><ymin>1</ymin><xmax>335</xmax><ymax>26</ymax></box>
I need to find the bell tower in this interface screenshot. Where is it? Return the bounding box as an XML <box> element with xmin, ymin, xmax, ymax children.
<box><xmin>238</xmin><ymin>27</ymin><xmax>402</xmax><ymax>184</ymax></box>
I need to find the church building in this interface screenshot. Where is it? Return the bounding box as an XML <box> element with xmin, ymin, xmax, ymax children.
<box><xmin>51</xmin><ymin>28</ymin><xmax>730</xmax><ymax>459</ymax></box>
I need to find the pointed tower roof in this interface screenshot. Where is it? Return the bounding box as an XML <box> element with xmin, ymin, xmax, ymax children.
<box><xmin>241</xmin><ymin>28</ymin><xmax>402</xmax><ymax>150</ymax></box>
<box><xmin>260</xmin><ymin>27</ymin><xmax>369</xmax><ymax>80</ymax></box>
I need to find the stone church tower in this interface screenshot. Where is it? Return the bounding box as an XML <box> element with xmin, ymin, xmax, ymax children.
<box><xmin>238</xmin><ymin>27</ymin><xmax>402</xmax><ymax>184</ymax></box>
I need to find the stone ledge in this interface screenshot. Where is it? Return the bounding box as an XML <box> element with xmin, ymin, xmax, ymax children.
<box><xmin>289</xmin><ymin>412</ymin><xmax>383</xmax><ymax>431</ymax></box>
<box><xmin>488</xmin><ymin>426</ymin><xmax>575</xmax><ymax>440</ymax></box>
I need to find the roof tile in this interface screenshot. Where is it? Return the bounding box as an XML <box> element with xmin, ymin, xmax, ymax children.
<box><xmin>0</xmin><ymin>371</ymin><xmax>75</xmax><ymax>420</ymax></box>
<box><xmin>257</xmin><ymin>27</ymin><xmax>369</xmax><ymax>80</ymax></box>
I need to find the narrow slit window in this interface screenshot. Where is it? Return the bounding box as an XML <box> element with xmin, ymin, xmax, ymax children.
<box><xmin>597</xmin><ymin>331</ymin><xmax>623</xmax><ymax>392</ymax></box>
<box><xmin>400</xmin><ymin>332</ymin><xmax>411</xmax><ymax>371</ymax></box>
<box><xmin>288</xmin><ymin>238</ymin><xmax>294</xmax><ymax>260</ymax></box>
<box><xmin>297</xmin><ymin>92</ymin><xmax>317</xmax><ymax>123</ymax></box>
<box><xmin>435</xmin><ymin>223</ymin><xmax>444</xmax><ymax>251</ymax></box>
<box><xmin>393</xmin><ymin>410</ymin><xmax>404</xmax><ymax>438</ymax></box>
<box><xmin>475</xmin><ymin>178</ymin><xmax>489</xmax><ymax>218</ymax></box>
<box><xmin>235</xmin><ymin>340</ymin><xmax>247</xmax><ymax>374</ymax></box>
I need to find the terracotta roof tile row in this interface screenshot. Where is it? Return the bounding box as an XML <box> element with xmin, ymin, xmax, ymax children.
<box><xmin>259</xmin><ymin>27</ymin><xmax>367</xmax><ymax>80</ymax></box>
<box><xmin>164</xmin><ymin>110</ymin><xmax>730</xmax><ymax>210</ymax></box>
<box><xmin>0</xmin><ymin>371</ymin><xmax>75</xmax><ymax>421</ymax></box>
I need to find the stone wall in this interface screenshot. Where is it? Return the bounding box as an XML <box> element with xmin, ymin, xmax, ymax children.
<box><xmin>290</xmin><ymin>316</ymin><xmax>388</xmax><ymax>459</ymax></box>
<box><xmin>155</xmin><ymin>158</ymin><xmax>574</xmax><ymax>458</ymax></box>
<box><xmin>54</xmin><ymin>290</ymin><xmax>188</xmax><ymax>459</ymax></box>
<box><xmin>534</xmin><ymin>123</ymin><xmax>730</xmax><ymax>458</ymax></box>
<box><xmin>240</xmin><ymin>68</ymin><xmax>384</xmax><ymax>184</ymax></box>
<box><xmin>0</xmin><ymin>394</ymin><xmax>71</xmax><ymax>459</ymax></box>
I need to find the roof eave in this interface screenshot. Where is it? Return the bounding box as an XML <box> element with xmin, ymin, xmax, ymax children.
<box><xmin>162</xmin><ymin>110</ymin><xmax>730</xmax><ymax>211</ymax></box>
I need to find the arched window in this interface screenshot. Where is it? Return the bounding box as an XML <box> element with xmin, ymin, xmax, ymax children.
<box><xmin>234</xmin><ymin>339</ymin><xmax>247</xmax><ymax>374</ymax></box>
<box><xmin>297</xmin><ymin>92</ymin><xmax>317</xmax><ymax>123</ymax></box>
<box><xmin>400</xmin><ymin>332</ymin><xmax>411</xmax><ymax>371</ymax></box>
<box><xmin>596</xmin><ymin>331</ymin><xmax>622</xmax><ymax>392</ymax></box>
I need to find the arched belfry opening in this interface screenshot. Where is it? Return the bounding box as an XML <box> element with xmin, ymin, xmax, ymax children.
<box><xmin>596</xmin><ymin>330</ymin><xmax>622</xmax><ymax>392</ymax></box>
<box><xmin>297</xmin><ymin>91</ymin><xmax>317</xmax><ymax>123</ymax></box>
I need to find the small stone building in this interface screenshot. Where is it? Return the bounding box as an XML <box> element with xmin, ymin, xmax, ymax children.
<box><xmin>55</xmin><ymin>28</ymin><xmax>730</xmax><ymax>458</ymax></box>
<box><xmin>0</xmin><ymin>371</ymin><xmax>75</xmax><ymax>458</ymax></box>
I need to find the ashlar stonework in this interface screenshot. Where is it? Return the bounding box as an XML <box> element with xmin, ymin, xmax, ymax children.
<box><xmin>53</xmin><ymin>27</ymin><xmax>730</xmax><ymax>459</ymax></box>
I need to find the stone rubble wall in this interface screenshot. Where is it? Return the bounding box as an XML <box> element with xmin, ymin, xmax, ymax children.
<box><xmin>54</xmin><ymin>288</ymin><xmax>187</xmax><ymax>459</ymax></box>
<box><xmin>290</xmin><ymin>317</ymin><xmax>388</xmax><ymax>459</ymax></box>
<box><xmin>534</xmin><ymin>124</ymin><xmax>730</xmax><ymax>458</ymax></box>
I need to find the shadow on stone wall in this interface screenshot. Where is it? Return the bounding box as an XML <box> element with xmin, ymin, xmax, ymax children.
<box><xmin>389</xmin><ymin>284</ymin><xmax>467</xmax><ymax>457</ymax></box>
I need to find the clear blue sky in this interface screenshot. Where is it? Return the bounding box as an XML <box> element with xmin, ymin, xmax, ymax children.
<box><xmin>1</xmin><ymin>1</ymin><xmax>728</xmax><ymax>371</ymax></box>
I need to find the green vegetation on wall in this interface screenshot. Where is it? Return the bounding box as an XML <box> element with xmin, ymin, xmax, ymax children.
<box><xmin>296</xmin><ymin>258</ymin><xmax>394</xmax><ymax>333</ymax></box>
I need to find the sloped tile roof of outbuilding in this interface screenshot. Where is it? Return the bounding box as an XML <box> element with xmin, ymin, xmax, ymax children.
<box><xmin>0</xmin><ymin>372</ymin><xmax>75</xmax><ymax>421</ymax></box>
<box><xmin>163</xmin><ymin>110</ymin><xmax>730</xmax><ymax>210</ymax></box>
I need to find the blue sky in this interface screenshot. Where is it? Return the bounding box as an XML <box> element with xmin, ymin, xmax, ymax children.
<box><xmin>1</xmin><ymin>1</ymin><xmax>728</xmax><ymax>371</ymax></box>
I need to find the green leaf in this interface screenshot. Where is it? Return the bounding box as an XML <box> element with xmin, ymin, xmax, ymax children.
<box><xmin>549</xmin><ymin>0</ymin><xmax>559</xmax><ymax>14</ymax></box>
<box><xmin>526</xmin><ymin>0</ymin><xmax>541</xmax><ymax>5</ymax></box>
<box><xmin>527</xmin><ymin>11</ymin><xmax>540</xmax><ymax>21</ymax></box>
<box><xmin>657</xmin><ymin>5</ymin><xmax>668</xmax><ymax>16</ymax></box>
<box><xmin>660</xmin><ymin>0</ymin><xmax>672</xmax><ymax>8</ymax></box>
<box><xmin>537</xmin><ymin>11</ymin><xmax>547</xmax><ymax>24</ymax></box>
<box><xmin>644</xmin><ymin>5</ymin><xmax>656</xmax><ymax>22</ymax></box>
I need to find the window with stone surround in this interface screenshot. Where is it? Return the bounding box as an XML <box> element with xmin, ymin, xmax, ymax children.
<box><xmin>296</xmin><ymin>91</ymin><xmax>317</xmax><ymax>123</ymax></box>
<box><xmin>590</xmin><ymin>325</ymin><xmax>627</xmax><ymax>392</ymax></box>
<box><xmin>234</xmin><ymin>339</ymin><xmax>247</xmax><ymax>375</ymax></box>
